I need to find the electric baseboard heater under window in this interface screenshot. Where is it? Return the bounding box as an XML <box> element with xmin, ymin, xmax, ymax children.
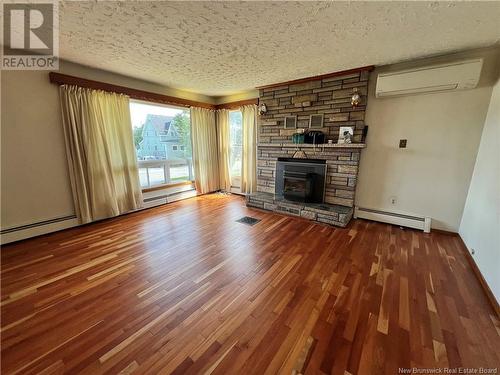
<box><xmin>354</xmin><ymin>206</ymin><xmax>431</xmax><ymax>233</ymax></box>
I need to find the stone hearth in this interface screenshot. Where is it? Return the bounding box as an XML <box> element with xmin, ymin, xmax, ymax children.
<box><xmin>247</xmin><ymin>192</ymin><xmax>353</xmax><ymax>227</ymax></box>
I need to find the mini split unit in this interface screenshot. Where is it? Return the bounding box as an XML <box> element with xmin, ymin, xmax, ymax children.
<box><xmin>376</xmin><ymin>59</ymin><xmax>483</xmax><ymax>97</ymax></box>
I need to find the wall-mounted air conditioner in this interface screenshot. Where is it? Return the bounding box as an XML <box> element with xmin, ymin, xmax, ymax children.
<box><xmin>375</xmin><ymin>59</ymin><xmax>483</xmax><ymax>98</ymax></box>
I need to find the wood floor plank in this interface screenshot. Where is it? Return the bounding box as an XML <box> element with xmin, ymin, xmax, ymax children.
<box><xmin>1</xmin><ymin>194</ymin><xmax>499</xmax><ymax>374</ymax></box>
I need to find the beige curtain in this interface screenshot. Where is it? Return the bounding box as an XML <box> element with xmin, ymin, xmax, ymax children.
<box><xmin>190</xmin><ymin>107</ymin><xmax>219</xmax><ymax>194</ymax></box>
<box><xmin>59</xmin><ymin>85</ymin><xmax>143</xmax><ymax>223</ymax></box>
<box><xmin>241</xmin><ymin>105</ymin><xmax>258</xmax><ymax>194</ymax></box>
<box><xmin>217</xmin><ymin>109</ymin><xmax>231</xmax><ymax>192</ymax></box>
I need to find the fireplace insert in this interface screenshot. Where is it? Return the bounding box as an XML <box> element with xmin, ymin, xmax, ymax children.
<box><xmin>283</xmin><ymin>170</ymin><xmax>314</xmax><ymax>201</ymax></box>
<box><xmin>275</xmin><ymin>158</ymin><xmax>326</xmax><ymax>203</ymax></box>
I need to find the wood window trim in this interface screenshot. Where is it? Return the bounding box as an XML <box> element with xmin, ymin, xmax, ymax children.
<box><xmin>49</xmin><ymin>72</ymin><xmax>258</xmax><ymax>110</ymax></box>
<box><xmin>49</xmin><ymin>72</ymin><xmax>216</xmax><ymax>110</ymax></box>
<box><xmin>142</xmin><ymin>180</ymin><xmax>194</xmax><ymax>193</ymax></box>
<box><xmin>215</xmin><ymin>98</ymin><xmax>258</xmax><ymax>110</ymax></box>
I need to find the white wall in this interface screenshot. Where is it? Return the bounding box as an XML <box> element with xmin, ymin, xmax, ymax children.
<box><xmin>1</xmin><ymin>61</ymin><xmax>207</xmax><ymax>242</ymax></box>
<box><xmin>1</xmin><ymin>69</ymin><xmax>74</xmax><ymax>229</ymax></box>
<box><xmin>459</xmin><ymin>77</ymin><xmax>500</xmax><ymax>302</ymax></box>
<box><xmin>356</xmin><ymin>47</ymin><xmax>500</xmax><ymax>231</ymax></box>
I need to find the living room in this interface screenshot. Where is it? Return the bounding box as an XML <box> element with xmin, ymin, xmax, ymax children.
<box><xmin>1</xmin><ymin>2</ymin><xmax>499</xmax><ymax>374</ymax></box>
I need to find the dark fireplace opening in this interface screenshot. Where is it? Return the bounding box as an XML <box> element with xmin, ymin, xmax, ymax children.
<box><xmin>283</xmin><ymin>171</ymin><xmax>314</xmax><ymax>202</ymax></box>
<box><xmin>276</xmin><ymin>158</ymin><xmax>326</xmax><ymax>203</ymax></box>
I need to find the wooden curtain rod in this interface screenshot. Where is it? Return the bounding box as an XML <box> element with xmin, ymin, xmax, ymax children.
<box><xmin>256</xmin><ymin>65</ymin><xmax>375</xmax><ymax>89</ymax></box>
<box><xmin>49</xmin><ymin>72</ymin><xmax>217</xmax><ymax>110</ymax></box>
<box><xmin>49</xmin><ymin>72</ymin><xmax>258</xmax><ymax>110</ymax></box>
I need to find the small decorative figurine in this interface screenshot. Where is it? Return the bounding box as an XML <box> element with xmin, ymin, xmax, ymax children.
<box><xmin>351</xmin><ymin>88</ymin><xmax>361</xmax><ymax>108</ymax></box>
<box><xmin>258</xmin><ymin>102</ymin><xmax>267</xmax><ymax>115</ymax></box>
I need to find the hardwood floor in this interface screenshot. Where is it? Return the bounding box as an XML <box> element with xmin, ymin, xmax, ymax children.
<box><xmin>1</xmin><ymin>194</ymin><xmax>499</xmax><ymax>374</ymax></box>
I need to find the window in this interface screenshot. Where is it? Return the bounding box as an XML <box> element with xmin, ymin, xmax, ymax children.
<box><xmin>229</xmin><ymin>110</ymin><xmax>242</xmax><ymax>187</ymax></box>
<box><xmin>129</xmin><ymin>100</ymin><xmax>194</xmax><ymax>189</ymax></box>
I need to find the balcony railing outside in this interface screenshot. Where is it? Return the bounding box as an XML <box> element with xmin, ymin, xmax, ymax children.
<box><xmin>138</xmin><ymin>159</ymin><xmax>194</xmax><ymax>188</ymax></box>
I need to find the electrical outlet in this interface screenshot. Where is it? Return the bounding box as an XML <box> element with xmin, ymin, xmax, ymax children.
<box><xmin>399</xmin><ymin>139</ymin><xmax>407</xmax><ymax>148</ymax></box>
<box><xmin>471</xmin><ymin>248</ymin><xmax>475</xmax><ymax>255</ymax></box>
<box><xmin>390</xmin><ymin>196</ymin><xmax>397</xmax><ymax>205</ymax></box>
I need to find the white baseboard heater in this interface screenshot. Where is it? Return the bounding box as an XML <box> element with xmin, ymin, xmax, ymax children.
<box><xmin>2</xmin><ymin>189</ymin><xmax>198</xmax><ymax>244</ymax></box>
<box><xmin>143</xmin><ymin>188</ymin><xmax>197</xmax><ymax>208</ymax></box>
<box><xmin>1</xmin><ymin>215</ymin><xmax>79</xmax><ymax>245</ymax></box>
<box><xmin>354</xmin><ymin>206</ymin><xmax>431</xmax><ymax>233</ymax></box>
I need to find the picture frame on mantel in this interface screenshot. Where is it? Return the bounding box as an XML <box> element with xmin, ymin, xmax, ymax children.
<box><xmin>284</xmin><ymin>115</ymin><xmax>297</xmax><ymax>129</ymax></box>
<box><xmin>309</xmin><ymin>114</ymin><xmax>324</xmax><ymax>129</ymax></box>
<box><xmin>338</xmin><ymin>126</ymin><xmax>354</xmax><ymax>144</ymax></box>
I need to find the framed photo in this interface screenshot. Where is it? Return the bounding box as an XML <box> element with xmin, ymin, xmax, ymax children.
<box><xmin>309</xmin><ymin>114</ymin><xmax>324</xmax><ymax>129</ymax></box>
<box><xmin>284</xmin><ymin>116</ymin><xmax>297</xmax><ymax>129</ymax></box>
<box><xmin>338</xmin><ymin>126</ymin><xmax>354</xmax><ymax>144</ymax></box>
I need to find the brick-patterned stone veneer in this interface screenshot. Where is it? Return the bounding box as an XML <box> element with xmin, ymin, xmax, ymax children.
<box><xmin>256</xmin><ymin>143</ymin><xmax>364</xmax><ymax>207</ymax></box>
<box><xmin>258</xmin><ymin>70</ymin><xmax>369</xmax><ymax>145</ymax></box>
<box><xmin>255</xmin><ymin>70</ymin><xmax>370</xmax><ymax>208</ymax></box>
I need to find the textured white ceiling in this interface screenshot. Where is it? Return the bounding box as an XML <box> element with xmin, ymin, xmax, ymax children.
<box><xmin>59</xmin><ymin>1</ymin><xmax>500</xmax><ymax>96</ymax></box>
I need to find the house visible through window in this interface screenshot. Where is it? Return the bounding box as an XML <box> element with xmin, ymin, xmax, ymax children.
<box><xmin>229</xmin><ymin>110</ymin><xmax>242</xmax><ymax>188</ymax></box>
<box><xmin>129</xmin><ymin>100</ymin><xmax>194</xmax><ymax>188</ymax></box>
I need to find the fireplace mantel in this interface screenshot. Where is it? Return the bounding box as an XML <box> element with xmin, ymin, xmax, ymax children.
<box><xmin>258</xmin><ymin>143</ymin><xmax>366</xmax><ymax>149</ymax></box>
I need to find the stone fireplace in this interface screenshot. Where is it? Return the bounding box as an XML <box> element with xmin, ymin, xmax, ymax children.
<box><xmin>247</xmin><ymin>68</ymin><xmax>371</xmax><ymax>227</ymax></box>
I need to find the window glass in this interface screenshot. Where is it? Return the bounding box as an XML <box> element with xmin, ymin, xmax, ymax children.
<box><xmin>229</xmin><ymin>111</ymin><xmax>242</xmax><ymax>178</ymax></box>
<box><xmin>130</xmin><ymin>100</ymin><xmax>194</xmax><ymax>188</ymax></box>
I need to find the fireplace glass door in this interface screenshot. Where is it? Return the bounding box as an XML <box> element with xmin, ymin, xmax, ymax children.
<box><xmin>283</xmin><ymin>171</ymin><xmax>313</xmax><ymax>202</ymax></box>
<box><xmin>275</xmin><ymin>158</ymin><xmax>326</xmax><ymax>203</ymax></box>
